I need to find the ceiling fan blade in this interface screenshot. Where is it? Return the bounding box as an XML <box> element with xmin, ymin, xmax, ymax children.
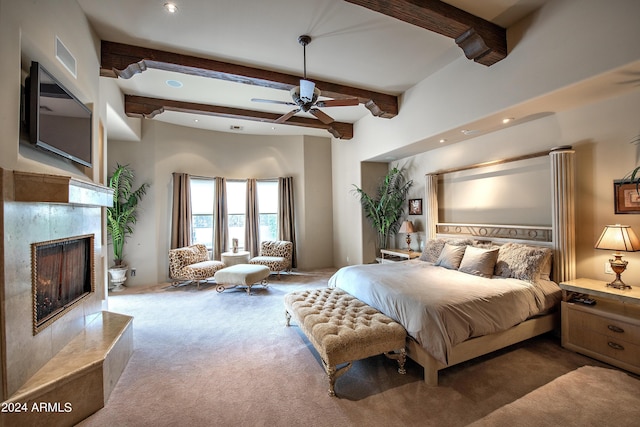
<box><xmin>299</xmin><ymin>79</ymin><xmax>316</xmax><ymax>103</ymax></box>
<box><xmin>316</xmin><ymin>98</ymin><xmax>360</xmax><ymax>108</ymax></box>
<box><xmin>251</xmin><ymin>98</ymin><xmax>297</xmax><ymax>106</ymax></box>
<box><xmin>275</xmin><ymin>108</ymin><xmax>300</xmax><ymax>124</ymax></box>
<box><xmin>310</xmin><ymin>108</ymin><xmax>334</xmax><ymax>124</ymax></box>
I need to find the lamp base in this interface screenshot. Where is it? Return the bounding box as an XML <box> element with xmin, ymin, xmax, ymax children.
<box><xmin>606</xmin><ymin>276</ymin><xmax>632</xmax><ymax>290</ymax></box>
<box><xmin>405</xmin><ymin>234</ymin><xmax>412</xmax><ymax>252</ymax></box>
<box><xmin>607</xmin><ymin>255</ymin><xmax>632</xmax><ymax>290</ymax></box>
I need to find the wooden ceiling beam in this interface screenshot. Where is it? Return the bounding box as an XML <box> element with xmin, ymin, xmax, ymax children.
<box><xmin>102</xmin><ymin>41</ymin><xmax>397</xmax><ymax>119</ymax></box>
<box><xmin>344</xmin><ymin>0</ymin><xmax>507</xmax><ymax>66</ymax></box>
<box><xmin>124</xmin><ymin>95</ymin><xmax>354</xmax><ymax>140</ymax></box>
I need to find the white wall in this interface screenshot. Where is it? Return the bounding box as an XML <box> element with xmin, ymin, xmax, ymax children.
<box><xmin>332</xmin><ymin>0</ymin><xmax>640</xmax><ymax>273</ymax></box>
<box><xmin>108</xmin><ymin>120</ymin><xmax>334</xmax><ymax>286</ymax></box>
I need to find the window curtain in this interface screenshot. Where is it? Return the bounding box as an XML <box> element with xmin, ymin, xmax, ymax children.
<box><xmin>245</xmin><ymin>179</ymin><xmax>260</xmax><ymax>257</ymax></box>
<box><xmin>171</xmin><ymin>172</ymin><xmax>192</xmax><ymax>249</ymax></box>
<box><xmin>213</xmin><ymin>177</ymin><xmax>228</xmax><ymax>260</ymax></box>
<box><xmin>278</xmin><ymin>176</ymin><xmax>297</xmax><ymax>268</ymax></box>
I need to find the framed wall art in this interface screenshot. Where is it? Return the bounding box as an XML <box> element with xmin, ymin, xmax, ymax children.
<box><xmin>409</xmin><ymin>198</ymin><xmax>422</xmax><ymax>215</ymax></box>
<box><xmin>614</xmin><ymin>180</ymin><xmax>640</xmax><ymax>214</ymax></box>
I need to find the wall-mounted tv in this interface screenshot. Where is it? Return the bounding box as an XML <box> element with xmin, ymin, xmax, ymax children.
<box><xmin>28</xmin><ymin>61</ymin><xmax>92</xmax><ymax>168</ymax></box>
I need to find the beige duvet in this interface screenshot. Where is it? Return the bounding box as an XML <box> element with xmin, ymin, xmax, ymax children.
<box><xmin>328</xmin><ymin>260</ymin><xmax>561</xmax><ymax>365</ymax></box>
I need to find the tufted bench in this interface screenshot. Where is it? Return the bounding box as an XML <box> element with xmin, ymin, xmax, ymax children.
<box><xmin>214</xmin><ymin>264</ymin><xmax>270</xmax><ymax>295</ymax></box>
<box><xmin>284</xmin><ymin>287</ymin><xmax>407</xmax><ymax>396</ymax></box>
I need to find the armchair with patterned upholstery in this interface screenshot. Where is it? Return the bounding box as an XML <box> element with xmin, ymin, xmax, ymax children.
<box><xmin>168</xmin><ymin>243</ymin><xmax>225</xmax><ymax>288</ymax></box>
<box><xmin>249</xmin><ymin>240</ymin><xmax>293</xmax><ymax>278</ymax></box>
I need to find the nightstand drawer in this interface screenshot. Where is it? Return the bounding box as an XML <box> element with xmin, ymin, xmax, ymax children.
<box><xmin>567</xmin><ymin>323</ymin><xmax>640</xmax><ymax>367</ymax></box>
<box><xmin>568</xmin><ymin>306</ymin><xmax>640</xmax><ymax>345</ymax></box>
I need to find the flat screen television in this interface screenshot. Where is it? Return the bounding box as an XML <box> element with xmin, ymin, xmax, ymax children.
<box><xmin>28</xmin><ymin>61</ymin><xmax>92</xmax><ymax>168</ymax></box>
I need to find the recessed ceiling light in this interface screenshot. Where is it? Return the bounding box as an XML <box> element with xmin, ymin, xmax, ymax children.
<box><xmin>502</xmin><ymin>117</ymin><xmax>514</xmax><ymax>124</ymax></box>
<box><xmin>461</xmin><ymin>129</ymin><xmax>479</xmax><ymax>135</ymax></box>
<box><xmin>230</xmin><ymin>125</ymin><xmax>243</xmax><ymax>131</ymax></box>
<box><xmin>166</xmin><ymin>79</ymin><xmax>183</xmax><ymax>88</ymax></box>
<box><xmin>439</xmin><ymin>139</ymin><xmax>447</xmax><ymax>143</ymax></box>
<box><xmin>164</xmin><ymin>2</ymin><xmax>178</xmax><ymax>13</ymax></box>
<box><xmin>194</xmin><ymin>119</ymin><xmax>199</xmax><ymax>123</ymax></box>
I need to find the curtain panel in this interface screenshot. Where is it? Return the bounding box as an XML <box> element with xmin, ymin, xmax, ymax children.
<box><xmin>278</xmin><ymin>176</ymin><xmax>297</xmax><ymax>268</ymax></box>
<box><xmin>171</xmin><ymin>172</ymin><xmax>192</xmax><ymax>249</ymax></box>
<box><xmin>245</xmin><ymin>179</ymin><xmax>260</xmax><ymax>257</ymax></box>
<box><xmin>213</xmin><ymin>177</ymin><xmax>228</xmax><ymax>260</ymax></box>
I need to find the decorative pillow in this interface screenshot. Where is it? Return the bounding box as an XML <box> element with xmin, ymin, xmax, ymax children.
<box><xmin>494</xmin><ymin>243</ymin><xmax>551</xmax><ymax>282</ymax></box>
<box><xmin>458</xmin><ymin>245</ymin><xmax>499</xmax><ymax>278</ymax></box>
<box><xmin>419</xmin><ymin>239</ymin><xmax>446</xmax><ymax>263</ymax></box>
<box><xmin>435</xmin><ymin>243</ymin><xmax>467</xmax><ymax>270</ymax></box>
<box><xmin>419</xmin><ymin>238</ymin><xmax>474</xmax><ymax>263</ymax></box>
<box><xmin>538</xmin><ymin>250</ymin><xmax>553</xmax><ymax>281</ymax></box>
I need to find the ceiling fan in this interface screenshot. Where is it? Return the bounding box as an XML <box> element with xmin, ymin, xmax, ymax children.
<box><xmin>251</xmin><ymin>35</ymin><xmax>359</xmax><ymax>125</ymax></box>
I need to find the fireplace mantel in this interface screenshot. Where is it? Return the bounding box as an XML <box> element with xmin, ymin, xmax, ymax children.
<box><xmin>12</xmin><ymin>171</ymin><xmax>113</xmax><ymax>207</ymax></box>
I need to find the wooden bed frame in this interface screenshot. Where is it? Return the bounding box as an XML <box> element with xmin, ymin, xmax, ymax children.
<box><xmin>409</xmin><ymin>147</ymin><xmax>576</xmax><ymax>386</ymax></box>
<box><xmin>403</xmin><ymin>223</ymin><xmax>561</xmax><ymax>386</ymax></box>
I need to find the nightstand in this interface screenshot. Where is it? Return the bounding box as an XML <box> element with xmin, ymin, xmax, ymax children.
<box><xmin>559</xmin><ymin>278</ymin><xmax>640</xmax><ymax>375</ymax></box>
<box><xmin>377</xmin><ymin>248</ymin><xmax>420</xmax><ymax>263</ymax></box>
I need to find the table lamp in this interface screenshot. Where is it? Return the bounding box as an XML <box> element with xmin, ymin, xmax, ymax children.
<box><xmin>594</xmin><ymin>224</ymin><xmax>640</xmax><ymax>289</ymax></box>
<box><xmin>398</xmin><ymin>220</ymin><xmax>415</xmax><ymax>252</ymax></box>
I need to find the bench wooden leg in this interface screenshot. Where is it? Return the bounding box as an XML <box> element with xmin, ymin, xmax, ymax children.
<box><xmin>324</xmin><ymin>361</ymin><xmax>352</xmax><ymax>397</ymax></box>
<box><xmin>384</xmin><ymin>348</ymin><xmax>407</xmax><ymax>374</ymax></box>
<box><xmin>285</xmin><ymin>310</ymin><xmax>291</xmax><ymax>327</ymax></box>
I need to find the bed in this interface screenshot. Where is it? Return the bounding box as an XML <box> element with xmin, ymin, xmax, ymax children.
<box><xmin>329</xmin><ymin>231</ymin><xmax>561</xmax><ymax>385</ymax></box>
<box><xmin>330</xmin><ymin>147</ymin><xmax>576</xmax><ymax>385</ymax></box>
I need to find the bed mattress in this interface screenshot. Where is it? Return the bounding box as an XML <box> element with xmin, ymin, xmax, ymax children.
<box><xmin>328</xmin><ymin>260</ymin><xmax>561</xmax><ymax>365</ymax></box>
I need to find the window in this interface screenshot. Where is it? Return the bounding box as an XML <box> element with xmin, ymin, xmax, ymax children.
<box><xmin>190</xmin><ymin>178</ymin><xmax>215</xmax><ymax>248</ymax></box>
<box><xmin>258</xmin><ymin>180</ymin><xmax>278</xmax><ymax>242</ymax></box>
<box><xmin>226</xmin><ymin>180</ymin><xmax>246</xmax><ymax>249</ymax></box>
<box><xmin>189</xmin><ymin>178</ymin><xmax>279</xmax><ymax>251</ymax></box>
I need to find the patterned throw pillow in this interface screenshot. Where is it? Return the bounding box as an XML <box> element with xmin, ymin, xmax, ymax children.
<box><xmin>419</xmin><ymin>239</ymin><xmax>446</xmax><ymax>263</ymax></box>
<box><xmin>494</xmin><ymin>243</ymin><xmax>551</xmax><ymax>282</ymax></box>
<box><xmin>458</xmin><ymin>245</ymin><xmax>500</xmax><ymax>278</ymax></box>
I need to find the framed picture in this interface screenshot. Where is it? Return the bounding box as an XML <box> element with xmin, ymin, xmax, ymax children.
<box><xmin>614</xmin><ymin>181</ymin><xmax>640</xmax><ymax>214</ymax></box>
<box><xmin>409</xmin><ymin>198</ymin><xmax>422</xmax><ymax>215</ymax></box>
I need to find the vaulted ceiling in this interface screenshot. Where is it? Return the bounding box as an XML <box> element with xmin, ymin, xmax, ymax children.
<box><xmin>77</xmin><ymin>0</ymin><xmax>551</xmax><ymax>140</ymax></box>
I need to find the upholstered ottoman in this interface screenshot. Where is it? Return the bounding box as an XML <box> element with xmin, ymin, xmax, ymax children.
<box><xmin>284</xmin><ymin>287</ymin><xmax>407</xmax><ymax>396</ymax></box>
<box><xmin>214</xmin><ymin>264</ymin><xmax>270</xmax><ymax>295</ymax></box>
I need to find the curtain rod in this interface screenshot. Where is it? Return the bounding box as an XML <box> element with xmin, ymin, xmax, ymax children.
<box><xmin>427</xmin><ymin>146</ymin><xmax>572</xmax><ymax>176</ymax></box>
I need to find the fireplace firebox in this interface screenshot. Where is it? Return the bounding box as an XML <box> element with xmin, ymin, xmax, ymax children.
<box><xmin>31</xmin><ymin>234</ymin><xmax>95</xmax><ymax>334</ymax></box>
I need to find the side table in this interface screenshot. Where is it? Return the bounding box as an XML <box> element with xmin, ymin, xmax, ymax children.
<box><xmin>559</xmin><ymin>278</ymin><xmax>640</xmax><ymax>375</ymax></box>
<box><xmin>221</xmin><ymin>250</ymin><xmax>250</xmax><ymax>266</ymax></box>
<box><xmin>378</xmin><ymin>248</ymin><xmax>420</xmax><ymax>263</ymax></box>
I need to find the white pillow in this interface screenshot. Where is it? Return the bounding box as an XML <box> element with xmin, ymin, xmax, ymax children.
<box><xmin>458</xmin><ymin>245</ymin><xmax>499</xmax><ymax>278</ymax></box>
<box><xmin>435</xmin><ymin>243</ymin><xmax>466</xmax><ymax>270</ymax></box>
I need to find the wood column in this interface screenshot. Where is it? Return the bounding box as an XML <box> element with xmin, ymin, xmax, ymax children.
<box><xmin>425</xmin><ymin>174</ymin><xmax>438</xmax><ymax>240</ymax></box>
<box><xmin>550</xmin><ymin>148</ymin><xmax>576</xmax><ymax>283</ymax></box>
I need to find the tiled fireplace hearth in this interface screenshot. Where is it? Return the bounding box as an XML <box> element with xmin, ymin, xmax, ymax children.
<box><xmin>0</xmin><ymin>169</ymin><xmax>133</xmax><ymax>426</ymax></box>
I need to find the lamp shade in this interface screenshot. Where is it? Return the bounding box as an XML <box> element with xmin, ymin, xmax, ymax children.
<box><xmin>398</xmin><ymin>220</ymin><xmax>414</xmax><ymax>234</ymax></box>
<box><xmin>594</xmin><ymin>224</ymin><xmax>640</xmax><ymax>252</ymax></box>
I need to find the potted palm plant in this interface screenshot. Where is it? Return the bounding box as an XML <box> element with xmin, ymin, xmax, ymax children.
<box><xmin>353</xmin><ymin>166</ymin><xmax>413</xmax><ymax>252</ymax></box>
<box><xmin>106</xmin><ymin>164</ymin><xmax>149</xmax><ymax>291</ymax></box>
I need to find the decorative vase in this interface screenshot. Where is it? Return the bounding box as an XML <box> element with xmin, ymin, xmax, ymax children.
<box><xmin>232</xmin><ymin>238</ymin><xmax>238</xmax><ymax>253</ymax></box>
<box><xmin>108</xmin><ymin>266</ymin><xmax>128</xmax><ymax>292</ymax></box>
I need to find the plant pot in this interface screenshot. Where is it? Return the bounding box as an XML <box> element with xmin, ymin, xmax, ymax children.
<box><xmin>108</xmin><ymin>266</ymin><xmax>128</xmax><ymax>292</ymax></box>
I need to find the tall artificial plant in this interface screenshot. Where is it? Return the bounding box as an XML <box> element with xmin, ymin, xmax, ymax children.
<box><xmin>353</xmin><ymin>166</ymin><xmax>413</xmax><ymax>251</ymax></box>
<box><xmin>106</xmin><ymin>164</ymin><xmax>149</xmax><ymax>267</ymax></box>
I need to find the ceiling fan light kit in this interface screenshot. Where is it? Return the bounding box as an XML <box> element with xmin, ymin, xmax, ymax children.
<box><xmin>251</xmin><ymin>34</ymin><xmax>359</xmax><ymax>126</ymax></box>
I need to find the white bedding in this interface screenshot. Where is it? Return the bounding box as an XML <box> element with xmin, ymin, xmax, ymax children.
<box><xmin>328</xmin><ymin>260</ymin><xmax>561</xmax><ymax>365</ymax></box>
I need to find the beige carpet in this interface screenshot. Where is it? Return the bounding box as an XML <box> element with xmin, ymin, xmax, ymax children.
<box><xmin>76</xmin><ymin>269</ymin><xmax>640</xmax><ymax>427</ymax></box>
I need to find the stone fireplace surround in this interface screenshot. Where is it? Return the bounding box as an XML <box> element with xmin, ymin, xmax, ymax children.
<box><xmin>0</xmin><ymin>169</ymin><xmax>133</xmax><ymax>426</ymax></box>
